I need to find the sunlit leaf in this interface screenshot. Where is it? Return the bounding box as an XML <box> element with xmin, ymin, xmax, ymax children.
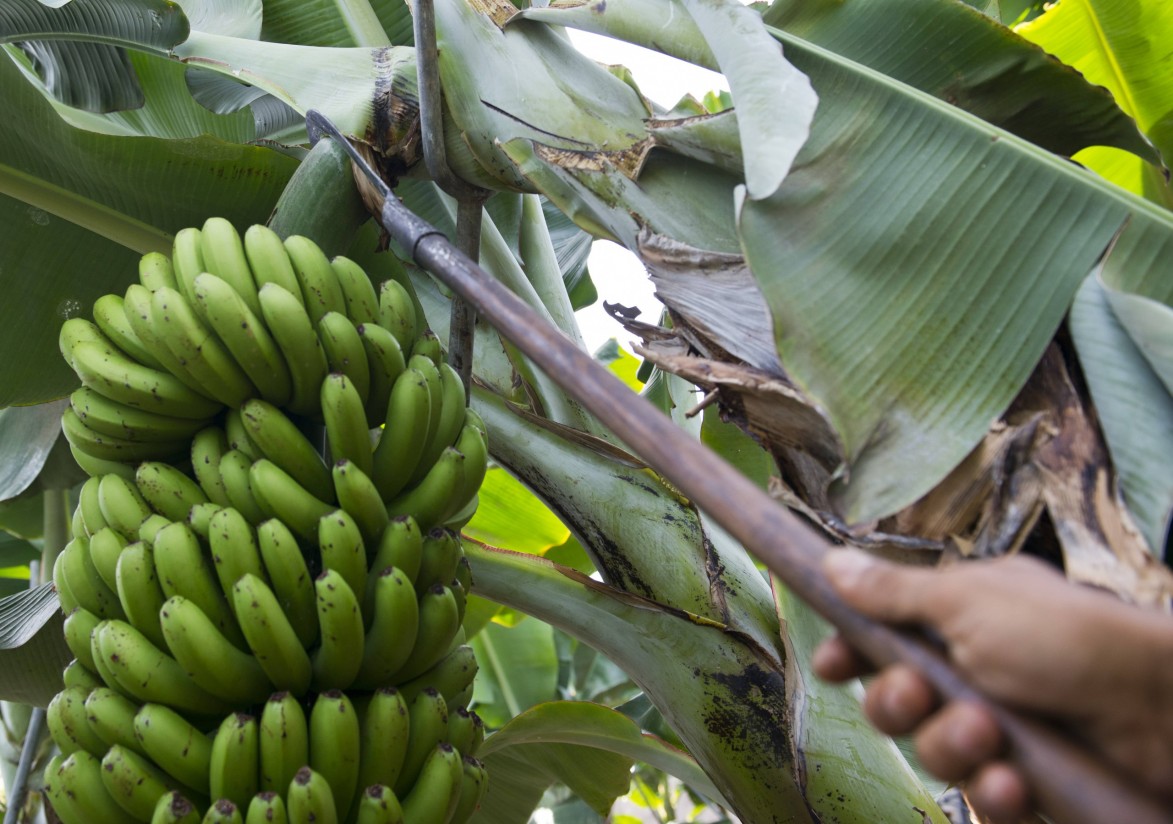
<box><xmin>463</xmin><ymin>468</ymin><xmax>571</xmax><ymax>555</ymax></box>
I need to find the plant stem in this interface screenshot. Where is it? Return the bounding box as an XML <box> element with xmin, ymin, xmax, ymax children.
<box><xmin>334</xmin><ymin>0</ymin><xmax>392</xmax><ymax>47</ymax></box>
<box><xmin>40</xmin><ymin>488</ymin><xmax>69</xmax><ymax>585</ymax></box>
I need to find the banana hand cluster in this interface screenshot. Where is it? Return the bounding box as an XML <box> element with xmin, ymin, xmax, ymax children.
<box><xmin>48</xmin><ymin>223</ymin><xmax>491</xmax><ymax>824</ymax></box>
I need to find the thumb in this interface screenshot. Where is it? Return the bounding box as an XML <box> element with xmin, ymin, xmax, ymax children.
<box><xmin>823</xmin><ymin>549</ymin><xmax>944</xmax><ymax>625</ymax></box>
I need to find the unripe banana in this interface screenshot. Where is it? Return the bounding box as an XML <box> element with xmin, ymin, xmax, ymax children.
<box><xmin>310</xmin><ymin>569</ymin><xmax>363</xmax><ymax>691</ymax></box>
<box><xmin>358</xmin><ymin>323</ymin><xmax>408</xmax><ymax>429</ymax></box>
<box><xmin>451</xmin><ymin>423</ymin><xmax>488</xmax><ymax>517</ymax></box>
<box><xmin>450</xmin><ymin>756</ymin><xmax>488</xmax><ymax>824</ymax></box>
<box><xmin>411</xmin><ymin>332</ymin><xmax>443</xmax><ymax>368</ymax></box>
<box><xmin>415</xmin><ymin>529</ymin><xmax>463</xmax><ymax>596</ymax></box>
<box><xmin>257</xmin><ymin>283</ymin><xmax>328</xmax><ymax>417</ymax></box>
<box><xmin>225</xmin><ymin>407</ymin><xmax>261</xmax><ymax>460</ymax></box>
<box><xmin>232</xmin><ymin>574</ymin><xmax>313</xmax><ymax>696</ymax></box>
<box><xmin>332</xmin><ymin>460</ymin><xmax>386</xmax><ymax>548</ymax></box>
<box><xmin>255</xmin><ymin>519</ymin><xmax>318</xmax><ymax>649</ymax></box>
<box><xmin>318</xmin><ymin>312</ymin><xmax>371</xmax><ymax>404</ymax></box>
<box><xmin>72</xmin><ymin>386</ymin><xmax>211</xmax><ymax>444</ymax></box>
<box><xmin>330</xmin><ymin>255</ymin><xmax>380</xmax><ymax>325</ymax></box>
<box><xmin>59</xmin><ymin>536</ymin><xmax>125</xmax><ymax>619</ymax></box>
<box><xmin>139</xmin><ymin>513</ymin><xmax>173</xmax><ymax>546</ymax></box>
<box><xmin>396</xmin><ymin>645</ymin><xmax>478</xmax><ymax>710</ymax></box>
<box><xmin>352</xmin><ymin>784</ymin><xmax>404</xmax><ymax>824</ymax></box>
<box><xmin>385</xmin><ymin>447</ymin><xmax>465</xmax><ymax>532</ymax></box>
<box><xmin>454</xmin><ymin>555</ymin><xmax>472</xmax><ymax>596</ymax></box>
<box><xmin>59</xmin><ymin>316</ymin><xmax>117</xmax><ymax>369</ymax></box>
<box><xmin>139</xmin><ymin>251</ymin><xmax>177</xmax><ymax>292</ymax></box>
<box><xmin>321</xmin><ymin>374</ymin><xmax>374</xmax><ymax>477</ymax></box>
<box><xmin>400</xmin><ymin>743</ymin><xmax>462</xmax><ymax>824</ymax></box>
<box><xmin>284</xmin><ymin>234</ymin><xmax>346</xmax><ymax>325</ymax></box>
<box><xmin>115</xmin><ymin>540</ymin><xmax>169</xmax><ymax>649</ymax></box>
<box><xmin>134</xmin><ymin>703</ymin><xmax>214</xmax><ymax>796</ymax></box>
<box><xmin>286</xmin><ymin>767</ymin><xmax>337</xmax><ymax>824</ymax></box>
<box><xmin>244</xmin><ymin>225</ymin><xmax>302</xmax><ymax>302</ymax></box>
<box><xmin>367</xmin><ymin>516</ymin><xmax>423</xmax><ymax>589</ymax></box>
<box><xmin>394</xmin><ymin>688</ymin><xmax>449</xmax><ymax>797</ymax></box>
<box><xmin>446</xmin><ymin>706</ymin><xmax>476</xmax><ymax>757</ymax></box>
<box><xmin>172</xmin><ymin>226</ymin><xmax>206</xmax><ymax>305</ymax></box>
<box><xmin>240</xmin><ymin>399</ymin><xmax>334</xmax><ymax>504</ymax></box>
<box><xmin>64</xmin><ymin>657</ymin><xmax>103</xmax><ymax>691</ymax></box>
<box><xmin>318</xmin><ymin>509</ymin><xmax>367</xmax><ymax>613</ymax></box>
<box><xmin>151</xmin><ymin>286</ymin><xmax>257</xmax><ymax>407</ymax></box>
<box><xmin>86</xmin><ymin>687</ymin><xmax>145</xmax><ymax>755</ymax></box>
<box><xmin>160</xmin><ymin>595</ymin><xmax>274</xmax><ymax>705</ymax></box>
<box><xmin>88</xmin><ymin>526</ymin><xmax>128</xmax><ymax>593</ymax></box>
<box><xmin>416</xmin><ymin>362</ymin><xmax>469</xmax><ymax>475</ymax></box>
<box><xmin>70</xmin><ymin>339</ymin><xmax>223</xmax><ymax>419</ymax></box>
<box><xmin>124</xmin><ymin>282</ymin><xmax>218</xmax><ymax>400</ymax></box>
<box><xmin>79</xmin><ymin>475</ymin><xmax>109</xmax><ymax>536</ymax></box>
<box><xmin>94</xmin><ymin>619</ymin><xmax>233</xmax><ymax>717</ymax></box>
<box><xmin>99</xmin><ymin>473</ymin><xmax>154</xmax><ymax>541</ymax></box>
<box><xmin>63</xmin><ymin>406</ymin><xmax>187</xmax><ymax>464</ymax></box>
<box><xmin>258</xmin><ymin>692</ymin><xmax>308</xmax><ymax>795</ymax></box>
<box><xmin>220</xmin><ymin>449</ymin><xmax>270</xmax><ymax>526</ymax></box>
<box><xmin>101</xmin><ymin>743</ymin><xmax>174</xmax><ymax>821</ymax></box>
<box><xmin>392</xmin><ymin>584</ymin><xmax>462</xmax><ymax>683</ymax></box>
<box><xmin>210</xmin><ymin>713</ymin><xmax>260</xmax><ymax>811</ymax></box>
<box><xmin>152</xmin><ymin>791</ymin><xmax>202</xmax><ymax>824</ymax></box>
<box><xmin>356</xmin><ymin>687</ymin><xmax>410</xmax><ymax>795</ymax></box>
<box><xmin>245</xmin><ymin>792</ymin><xmax>288</xmax><ymax>824</ymax></box>
<box><xmin>309</xmin><ymin>690</ymin><xmax>360</xmax><ymax>820</ymax></box>
<box><xmin>55</xmin><ymin>553</ymin><xmax>81</xmax><ymax>615</ymax></box>
<box><xmin>191</xmin><ymin>427</ymin><xmax>233</xmax><ymax>507</ymax></box>
<box><xmin>352</xmin><ymin>566</ymin><xmax>418</xmax><ymax>689</ymax></box>
<box><xmin>199</xmin><ymin>217</ymin><xmax>262</xmax><ymax>317</ymax></box>
<box><xmin>188</xmin><ymin>501</ymin><xmax>225</xmax><ymax>540</ymax></box>
<box><xmin>137</xmin><ymin>462</ymin><xmax>209</xmax><ymax>522</ymax></box>
<box><xmin>193</xmin><ymin>273</ymin><xmax>292</xmax><ymax>407</ymax></box>
<box><xmin>47</xmin><ymin>685</ymin><xmax>107</xmax><ymax>757</ymax></box>
<box><xmin>406</xmin><ymin>354</ymin><xmax>443</xmax><ymax>458</ymax></box>
<box><xmin>450</xmin><ymin>577</ymin><xmax>467</xmax><ymax>628</ymax></box>
<box><xmin>203</xmin><ymin>799</ymin><xmax>244</xmax><ymax>824</ymax></box>
<box><xmin>208</xmin><ymin>506</ymin><xmax>269</xmax><ymax>612</ymax></box>
<box><xmin>377</xmin><ymin>279</ymin><xmax>419</xmax><ymax>354</ymax></box>
<box><xmin>248</xmin><ymin>459</ymin><xmax>334</xmax><ymax>542</ymax></box>
<box><xmin>153</xmin><ymin>521</ymin><xmax>245</xmax><ymax>649</ymax></box>
<box><xmin>45</xmin><ymin>749</ymin><xmax>132</xmax><ymax>824</ymax></box>
<box><xmin>93</xmin><ymin>292</ymin><xmax>167</xmax><ymax>370</ymax></box>
<box><xmin>370</xmin><ymin>368</ymin><xmax>430</xmax><ymax>500</ymax></box>
<box><xmin>72</xmin><ymin>502</ymin><xmax>87</xmax><ymax>541</ymax></box>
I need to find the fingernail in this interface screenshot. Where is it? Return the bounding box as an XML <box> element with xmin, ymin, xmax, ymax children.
<box><xmin>823</xmin><ymin>550</ymin><xmax>874</xmax><ymax>590</ymax></box>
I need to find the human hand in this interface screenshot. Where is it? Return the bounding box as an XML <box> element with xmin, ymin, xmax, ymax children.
<box><xmin>811</xmin><ymin>549</ymin><xmax>1173</xmax><ymax>823</ymax></box>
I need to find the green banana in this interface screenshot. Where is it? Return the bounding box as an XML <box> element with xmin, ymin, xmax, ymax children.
<box><xmin>203</xmin><ymin>799</ymin><xmax>244</xmax><ymax>824</ymax></box>
<box><xmin>309</xmin><ymin>690</ymin><xmax>360</xmax><ymax>820</ymax></box>
<box><xmin>330</xmin><ymin>256</ymin><xmax>380</xmax><ymax>325</ymax></box>
<box><xmin>358</xmin><ymin>322</ymin><xmax>408</xmax><ymax>429</ymax></box>
<box><xmin>445</xmin><ymin>707</ymin><xmax>476</xmax><ymax>758</ymax></box>
<box><xmin>353</xmin><ymin>566</ymin><xmax>418</xmax><ymax>689</ymax></box>
<box><xmin>79</xmin><ymin>475</ymin><xmax>109</xmax><ymax>536</ymax></box>
<box><xmin>450</xmin><ymin>578</ymin><xmax>467</xmax><ymax>627</ymax></box>
<box><xmin>245</xmin><ymin>793</ymin><xmax>288</xmax><ymax>824</ymax></box>
<box><xmin>88</xmin><ymin>526</ymin><xmax>128</xmax><ymax>593</ymax></box>
<box><xmin>137</xmin><ymin>462</ymin><xmax>209</xmax><ymax>522</ymax></box>
<box><xmin>353</xmin><ymin>785</ymin><xmax>404</xmax><ymax>824</ymax></box>
<box><xmin>68</xmin><ymin>337</ymin><xmax>224</xmax><ymax>419</ymax></box>
<box><xmin>318</xmin><ymin>509</ymin><xmax>367</xmax><ymax>613</ymax></box>
<box><xmin>256</xmin><ymin>518</ymin><xmax>318</xmax><ymax>648</ymax></box>
<box><xmin>244</xmin><ymin>225</ymin><xmax>303</xmax><ymax>302</ymax></box>
<box><xmin>395</xmin><ymin>645</ymin><xmax>478</xmax><ymax>709</ymax></box>
<box><xmin>377</xmin><ymin>279</ymin><xmax>418</xmax><ymax>354</ymax></box>
<box><xmin>45</xmin><ymin>750</ymin><xmax>134</xmax><ymax>824</ymax></box>
<box><xmin>454</xmin><ymin>555</ymin><xmax>472</xmax><ymax>596</ymax></box>
<box><xmin>450</xmin><ymin>757</ymin><xmax>488</xmax><ymax>824</ymax></box>
<box><xmin>451</xmin><ymin>424</ymin><xmax>488</xmax><ymax>517</ymax></box>
<box><xmin>405</xmin><ymin>355</ymin><xmax>443</xmax><ymax>458</ymax></box>
<box><xmin>59</xmin><ymin>316</ymin><xmax>117</xmax><ymax>369</ymax></box>
<box><xmin>249</xmin><ymin>459</ymin><xmax>334</xmax><ymax>542</ymax></box>
<box><xmin>134</xmin><ymin>703</ymin><xmax>214</xmax><ymax>796</ymax></box>
<box><xmin>153</xmin><ymin>521</ymin><xmax>245</xmax><ymax>649</ymax></box>
<box><xmin>240</xmin><ymin>399</ymin><xmax>334</xmax><ymax>504</ymax></box>
<box><xmin>225</xmin><ymin>407</ymin><xmax>261</xmax><ymax>460</ymax></box>
<box><xmin>72</xmin><ymin>502</ymin><xmax>87</xmax><ymax>541</ymax></box>
<box><xmin>318</xmin><ymin>312</ymin><xmax>371</xmax><ymax>404</ymax></box>
<box><xmin>72</xmin><ymin>386</ymin><xmax>211</xmax><ymax>444</ymax></box>
<box><xmin>321</xmin><ymin>374</ymin><xmax>374</xmax><ymax>478</ymax></box>
<box><xmin>101</xmin><ymin>743</ymin><xmax>174</xmax><ymax>821</ymax></box>
<box><xmin>394</xmin><ymin>689</ymin><xmax>449</xmax><ymax>797</ymax></box>
<box><xmin>123</xmin><ymin>282</ymin><xmax>218</xmax><ymax>400</ymax></box>
<box><xmin>410</xmin><ymin>332</ymin><xmax>443</xmax><ymax>368</ymax></box>
<box><xmin>99</xmin><ymin>473</ymin><xmax>154</xmax><ymax>540</ymax></box>
<box><xmin>63</xmin><ymin>406</ymin><xmax>187</xmax><ymax>464</ymax></box>
<box><xmin>416</xmin><ymin>362</ymin><xmax>469</xmax><ymax>476</ymax></box>
<box><xmin>191</xmin><ymin>427</ymin><xmax>233</xmax><ymax>508</ymax></box>
<box><xmin>310</xmin><ymin>568</ymin><xmax>363</xmax><ymax>691</ymax></box>
<box><xmin>231</xmin><ymin>574</ymin><xmax>314</xmax><ymax>696</ymax></box>
<box><xmin>208</xmin><ymin>506</ymin><xmax>269</xmax><ymax>611</ymax></box>
<box><xmin>258</xmin><ymin>691</ymin><xmax>308</xmax><ymax>795</ymax></box>
<box><xmin>139</xmin><ymin>514</ymin><xmax>173</xmax><ymax>546</ymax></box>
<box><xmin>64</xmin><ymin>657</ymin><xmax>103</xmax><ymax>691</ymax></box>
<box><xmin>93</xmin><ymin>292</ymin><xmax>167</xmax><ymax>370</ymax></box>
<box><xmin>139</xmin><ymin>251</ymin><xmax>177</xmax><ymax>292</ymax></box>
<box><xmin>86</xmin><ymin>687</ymin><xmax>145</xmax><ymax>755</ymax></box>
<box><xmin>286</xmin><ymin>767</ymin><xmax>337</xmax><ymax>824</ymax></box>
<box><xmin>332</xmin><ymin>460</ymin><xmax>386</xmax><ymax>548</ymax></box>
<box><xmin>160</xmin><ymin>595</ymin><xmax>274</xmax><ymax>705</ymax></box>
<box><xmin>172</xmin><ymin>226</ymin><xmax>206</xmax><ymax>305</ymax></box>
<box><xmin>188</xmin><ymin>502</ymin><xmax>225</xmax><ymax>540</ymax></box>
<box><xmin>219</xmin><ymin>449</ymin><xmax>269</xmax><ymax>526</ymax></box>
<box><xmin>94</xmin><ymin>619</ymin><xmax>232</xmax><ymax>717</ymax></box>
<box><xmin>415</xmin><ymin>529</ymin><xmax>463</xmax><ymax>596</ymax></box>
<box><xmin>210</xmin><ymin>713</ymin><xmax>260</xmax><ymax>811</ymax></box>
<box><xmin>400</xmin><ymin>743</ymin><xmax>462</xmax><ymax>824</ymax></box>
<box><xmin>47</xmin><ymin>685</ymin><xmax>107</xmax><ymax>757</ymax></box>
<box><xmin>193</xmin><ymin>273</ymin><xmax>292</xmax><ymax>407</ymax></box>
<box><xmin>367</xmin><ymin>516</ymin><xmax>423</xmax><ymax>589</ymax></box>
<box><xmin>59</xmin><ymin>536</ymin><xmax>125</xmax><ymax>619</ymax></box>
<box><xmin>385</xmin><ymin>448</ymin><xmax>465</xmax><ymax>532</ymax></box>
<box><xmin>55</xmin><ymin>554</ymin><xmax>80</xmax><ymax>614</ymax></box>
<box><xmin>257</xmin><ymin>283</ymin><xmax>329</xmax><ymax>417</ymax></box>
<box><xmin>199</xmin><ymin>217</ymin><xmax>263</xmax><ymax>317</ymax></box>
<box><xmin>392</xmin><ymin>585</ymin><xmax>462</xmax><ymax>683</ymax></box>
<box><xmin>284</xmin><ymin>235</ymin><xmax>346</xmax><ymax>325</ymax></box>
<box><xmin>370</xmin><ymin>368</ymin><xmax>430</xmax><ymax>500</ymax></box>
<box><xmin>152</xmin><ymin>792</ymin><xmax>202</xmax><ymax>824</ymax></box>
<box><xmin>151</xmin><ymin>286</ymin><xmax>257</xmax><ymax>407</ymax></box>
<box><xmin>115</xmin><ymin>540</ymin><xmax>169</xmax><ymax>649</ymax></box>
<box><xmin>356</xmin><ymin>688</ymin><xmax>410</xmax><ymax>797</ymax></box>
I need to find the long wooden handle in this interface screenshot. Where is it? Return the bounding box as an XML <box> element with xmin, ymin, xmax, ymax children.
<box><xmin>307</xmin><ymin>111</ymin><xmax>1170</xmax><ymax>824</ymax></box>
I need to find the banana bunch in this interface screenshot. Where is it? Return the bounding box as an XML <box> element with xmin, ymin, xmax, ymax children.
<box><xmin>48</xmin><ymin>222</ymin><xmax>493</xmax><ymax>824</ymax></box>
